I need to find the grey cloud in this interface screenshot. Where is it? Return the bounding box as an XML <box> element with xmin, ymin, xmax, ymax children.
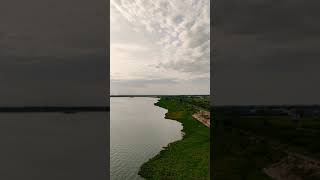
<box><xmin>112</xmin><ymin>78</ymin><xmax>177</xmax><ymax>87</ymax></box>
<box><xmin>158</xmin><ymin>58</ymin><xmax>209</xmax><ymax>74</ymax></box>
<box><xmin>173</xmin><ymin>15</ymin><xmax>184</xmax><ymax>25</ymax></box>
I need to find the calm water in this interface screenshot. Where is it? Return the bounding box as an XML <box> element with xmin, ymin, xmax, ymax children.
<box><xmin>110</xmin><ymin>97</ymin><xmax>183</xmax><ymax>180</ymax></box>
<box><xmin>0</xmin><ymin>112</ymin><xmax>108</xmax><ymax>180</ymax></box>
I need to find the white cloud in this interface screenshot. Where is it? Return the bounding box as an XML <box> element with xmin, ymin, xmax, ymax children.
<box><xmin>110</xmin><ymin>0</ymin><xmax>210</xmax><ymax>94</ymax></box>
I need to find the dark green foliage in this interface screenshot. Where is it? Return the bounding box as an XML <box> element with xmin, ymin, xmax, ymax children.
<box><xmin>212</xmin><ymin>127</ymin><xmax>285</xmax><ymax>180</ymax></box>
<box><xmin>212</xmin><ymin>112</ymin><xmax>320</xmax><ymax>180</ymax></box>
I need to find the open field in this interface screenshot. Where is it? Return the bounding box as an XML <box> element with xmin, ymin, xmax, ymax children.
<box><xmin>139</xmin><ymin>96</ymin><xmax>210</xmax><ymax>180</ymax></box>
<box><xmin>213</xmin><ymin>110</ymin><xmax>320</xmax><ymax>180</ymax></box>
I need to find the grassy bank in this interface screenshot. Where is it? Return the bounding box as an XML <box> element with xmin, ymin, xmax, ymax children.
<box><xmin>139</xmin><ymin>97</ymin><xmax>210</xmax><ymax>180</ymax></box>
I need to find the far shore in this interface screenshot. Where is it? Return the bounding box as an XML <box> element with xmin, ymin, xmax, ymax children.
<box><xmin>0</xmin><ymin>106</ymin><xmax>109</xmax><ymax>113</ymax></box>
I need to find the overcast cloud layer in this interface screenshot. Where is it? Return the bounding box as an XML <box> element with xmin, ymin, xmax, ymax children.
<box><xmin>0</xmin><ymin>0</ymin><xmax>107</xmax><ymax>106</ymax></box>
<box><xmin>214</xmin><ymin>0</ymin><xmax>320</xmax><ymax>105</ymax></box>
<box><xmin>111</xmin><ymin>0</ymin><xmax>210</xmax><ymax>95</ymax></box>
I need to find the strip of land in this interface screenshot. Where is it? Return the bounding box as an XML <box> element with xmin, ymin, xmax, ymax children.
<box><xmin>0</xmin><ymin>107</ymin><xmax>109</xmax><ymax>112</ymax></box>
<box><xmin>110</xmin><ymin>95</ymin><xmax>209</xmax><ymax>97</ymax></box>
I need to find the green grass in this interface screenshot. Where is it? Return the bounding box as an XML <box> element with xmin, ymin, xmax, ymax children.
<box><xmin>138</xmin><ymin>97</ymin><xmax>210</xmax><ymax>180</ymax></box>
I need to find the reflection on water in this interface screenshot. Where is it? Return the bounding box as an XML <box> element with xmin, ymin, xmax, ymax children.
<box><xmin>0</xmin><ymin>112</ymin><xmax>108</xmax><ymax>180</ymax></box>
<box><xmin>111</xmin><ymin>97</ymin><xmax>183</xmax><ymax>180</ymax></box>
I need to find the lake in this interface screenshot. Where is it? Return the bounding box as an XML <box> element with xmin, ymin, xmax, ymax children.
<box><xmin>0</xmin><ymin>112</ymin><xmax>108</xmax><ymax>180</ymax></box>
<box><xmin>110</xmin><ymin>97</ymin><xmax>183</xmax><ymax>180</ymax></box>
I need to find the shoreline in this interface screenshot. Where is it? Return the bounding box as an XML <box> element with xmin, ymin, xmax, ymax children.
<box><xmin>138</xmin><ymin>97</ymin><xmax>210</xmax><ymax>179</ymax></box>
<box><xmin>138</xmin><ymin>99</ymin><xmax>187</xmax><ymax>179</ymax></box>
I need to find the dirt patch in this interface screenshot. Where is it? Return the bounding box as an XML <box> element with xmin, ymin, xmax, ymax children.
<box><xmin>264</xmin><ymin>152</ymin><xmax>320</xmax><ymax>180</ymax></box>
<box><xmin>192</xmin><ymin>110</ymin><xmax>210</xmax><ymax>127</ymax></box>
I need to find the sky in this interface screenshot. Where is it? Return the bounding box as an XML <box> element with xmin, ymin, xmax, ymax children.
<box><xmin>110</xmin><ymin>0</ymin><xmax>210</xmax><ymax>95</ymax></box>
<box><xmin>0</xmin><ymin>0</ymin><xmax>107</xmax><ymax>106</ymax></box>
<box><xmin>213</xmin><ymin>0</ymin><xmax>320</xmax><ymax>105</ymax></box>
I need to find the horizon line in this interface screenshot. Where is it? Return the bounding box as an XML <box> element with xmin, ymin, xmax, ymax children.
<box><xmin>110</xmin><ymin>94</ymin><xmax>210</xmax><ymax>96</ymax></box>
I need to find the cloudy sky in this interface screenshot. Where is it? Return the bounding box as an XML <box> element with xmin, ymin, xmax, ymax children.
<box><xmin>214</xmin><ymin>0</ymin><xmax>320</xmax><ymax>105</ymax></box>
<box><xmin>110</xmin><ymin>0</ymin><xmax>210</xmax><ymax>95</ymax></box>
<box><xmin>0</xmin><ymin>0</ymin><xmax>107</xmax><ymax>106</ymax></box>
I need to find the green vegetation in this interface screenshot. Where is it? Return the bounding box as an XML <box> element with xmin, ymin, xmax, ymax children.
<box><xmin>213</xmin><ymin>112</ymin><xmax>320</xmax><ymax>180</ymax></box>
<box><xmin>139</xmin><ymin>96</ymin><xmax>210</xmax><ymax>180</ymax></box>
<box><xmin>171</xmin><ymin>95</ymin><xmax>210</xmax><ymax>110</ymax></box>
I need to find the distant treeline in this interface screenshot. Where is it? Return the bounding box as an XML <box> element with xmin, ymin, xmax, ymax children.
<box><xmin>111</xmin><ymin>95</ymin><xmax>209</xmax><ymax>97</ymax></box>
<box><xmin>161</xmin><ymin>95</ymin><xmax>210</xmax><ymax>110</ymax></box>
<box><xmin>213</xmin><ymin>105</ymin><xmax>320</xmax><ymax>116</ymax></box>
<box><xmin>0</xmin><ymin>106</ymin><xmax>109</xmax><ymax>112</ymax></box>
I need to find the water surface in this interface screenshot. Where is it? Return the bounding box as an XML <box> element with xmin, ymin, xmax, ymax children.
<box><xmin>111</xmin><ymin>97</ymin><xmax>183</xmax><ymax>180</ymax></box>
